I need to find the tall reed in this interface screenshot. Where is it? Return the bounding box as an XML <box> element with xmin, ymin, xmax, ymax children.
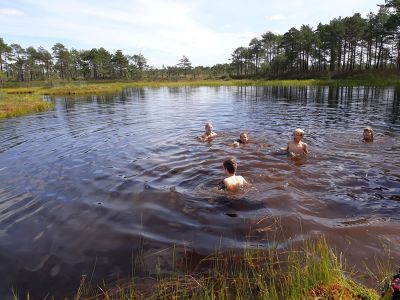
<box><xmin>75</xmin><ymin>237</ymin><xmax>380</xmax><ymax>300</ymax></box>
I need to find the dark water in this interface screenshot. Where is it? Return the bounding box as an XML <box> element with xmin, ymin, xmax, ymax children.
<box><xmin>0</xmin><ymin>86</ymin><xmax>399</xmax><ymax>298</ymax></box>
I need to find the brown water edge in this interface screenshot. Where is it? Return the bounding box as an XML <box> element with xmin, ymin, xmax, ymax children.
<box><xmin>70</xmin><ymin>214</ymin><xmax>397</xmax><ymax>299</ymax></box>
<box><xmin>139</xmin><ymin>215</ymin><xmax>400</xmax><ymax>279</ymax></box>
<box><xmin>71</xmin><ymin>205</ymin><xmax>399</xmax><ymax>298</ymax></box>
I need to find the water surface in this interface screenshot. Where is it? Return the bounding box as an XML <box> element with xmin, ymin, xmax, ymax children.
<box><xmin>0</xmin><ymin>86</ymin><xmax>399</xmax><ymax>298</ymax></box>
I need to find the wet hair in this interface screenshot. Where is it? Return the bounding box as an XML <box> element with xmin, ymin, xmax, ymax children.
<box><xmin>293</xmin><ymin>128</ymin><xmax>305</xmax><ymax>137</ymax></box>
<box><xmin>363</xmin><ymin>127</ymin><xmax>374</xmax><ymax>140</ymax></box>
<box><xmin>205</xmin><ymin>122</ymin><xmax>213</xmax><ymax>129</ymax></box>
<box><xmin>223</xmin><ymin>158</ymin><xmax>237</xmax><ymax>175</ymax></box>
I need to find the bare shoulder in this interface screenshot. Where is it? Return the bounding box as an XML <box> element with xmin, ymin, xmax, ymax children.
<box><xmin>224</xmin><ymin>178</ymin><xmax>236</xmax><ymax>191</ymax></box>
<box><xmin>237</xmin><ymin>175</ymin><xmax>248</xmax><ymax>184</ymax></box>
<box><xmin>302</xmin><ymin>142</ymin><xmax>309</xmax><ymax>153</ymax></box>
<box><xmin>223</xmin><ymin>178</ymin><xmax>232</xmax><ymax>189</ymax></box>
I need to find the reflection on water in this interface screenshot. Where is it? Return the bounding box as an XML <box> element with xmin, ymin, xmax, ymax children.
<box><xmin>0</xmin><ymin>86</ymin><xmax>399</xmax><ymax>298</ymax></box>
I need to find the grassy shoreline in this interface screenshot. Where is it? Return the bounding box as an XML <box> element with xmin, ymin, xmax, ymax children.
<box><xmin>70</xmin><ymin>237</ymin><xmax>385</xmax><ymax>300</ymax></box>
<box><xmin>2</xmin><ymin>78</ymin><xmax>400</xmax><ymax>95</ymax></box>
<box><xmin>0</xmin><ymin>93</ymin><xmax>53</xmax><ymax>120</ymax></box>
<box><xmin>1</xmin><ymin>78</ymin><xmax>399</xmax><ymax>119</ymax></box>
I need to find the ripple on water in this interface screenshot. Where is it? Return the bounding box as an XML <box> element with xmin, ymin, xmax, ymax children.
<box><xmin>0</xmin><ymin>86</ymin><xmax>399</xmax><ymax>298</ymax></box>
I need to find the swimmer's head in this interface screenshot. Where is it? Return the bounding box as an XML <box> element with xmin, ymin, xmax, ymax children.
<box><xmin>363</xmin><ymin>127</ymin><xmax>374</xmax><ymax>141</ymax></box>
<box><xmin>205</xmin><ymin>122</ymin><xmax>213</xmax><ymax>135</ymax></box>
<box><xmin>293</xmin><ymin>128</ymin><xmax>305</xmax><ymax>142</ymax></box>
<box><xmin>223</xmin><ymin>157</ymin><xmax>237</xmax><ymax>175</ymax></box>
<box><xmin>239</xmin><ymin>132</ymin><xmax>249</xmax><ymax>144</ymax></box>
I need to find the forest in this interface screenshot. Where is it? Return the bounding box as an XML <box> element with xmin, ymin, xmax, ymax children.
<box><xmin>0</xmin><ymin>0</ymin><xmax>399</xmax><ymax>82</ymax></box>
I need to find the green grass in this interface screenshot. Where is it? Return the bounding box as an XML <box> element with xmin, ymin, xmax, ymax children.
<box><xmin>1</xmin><ymin>86</ymin><xmax>44</xmax><ymax>94</ymax></box>
<box><xmin>0</xmin><ymin>93</ymin><xmax>53</xmax><ymax>119</ymax></box>
<box><xmin>1</xmin><ymin>77</ymin><xmax>399</xmax><ymax>119</ymax></box>
<box><xmin>2</xmin><ymin>78</ymin><xmax>400</xmax><ymax>98</ymax></box>
<box><xmin>73</xmin><ymin>237</ymin><xmax>381</xmax><ymax>300</ymax></box>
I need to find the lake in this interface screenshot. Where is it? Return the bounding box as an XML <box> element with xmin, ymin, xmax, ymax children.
<box><xmin>0</xmin><ymin>85</ymin><xmax>399</xmax><ymax>298</ymax></box>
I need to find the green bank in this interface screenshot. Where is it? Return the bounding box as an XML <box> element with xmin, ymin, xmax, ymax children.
<box><xmin>1</xmin><ymin>78</ymin><xmax>400</xmax><ymax>119</ymax></box>
<box><xmin>3</xmin><ymin>78</ymin><xmax>400</xmax><ymax>94</ymax></box>
<box><xmin>0</xmin><ymin>93</ymin><xmax>53</xmax><ymax>120</ymax></box>
<box><xmin>68</xmin><ymin>238</ymin><xmax>384</xmax><ymax>300</ymax></box>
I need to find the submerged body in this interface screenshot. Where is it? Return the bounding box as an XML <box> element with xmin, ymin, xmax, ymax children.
<box><xmin>200</xmin><ymin>122</ymin><xmax>217</xmax><ymax>142</ymax></box>
<box><xmin>222</xmin><ymin>158</ymin><xmax>249</xmax><ymax>192</ymax></box>
<box><xmin>286</xmin><ymin>128</ymin><xmax>309</xmax><ymax>155</ymax></box>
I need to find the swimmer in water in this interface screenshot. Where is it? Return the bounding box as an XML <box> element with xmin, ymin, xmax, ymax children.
<box><xmin>221</xmin><ymin>158</ymin><xmax>249</xmax><ymax>192</ymax></box>
<box><xmin>199</xmin><ymin>122</ymin><xmax>217</xmax><ymax>142</ymax></box>
<box><xmin>362</xmin><ymin>127</ymin><xmax>374</xmax><ymax>142</ymax></box>
<box><xmin>282</xmin><ymin>128</ymin><xmax>309</xmax><ymax>156</ymax></box>
<box><xmin>232</xmin><ymin>132</ymin><xmax>249</xmax><ymax>147</ymax></box>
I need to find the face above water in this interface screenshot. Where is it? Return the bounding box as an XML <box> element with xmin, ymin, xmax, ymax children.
<box><xmin>293</xmin><ymin>131</ymin><xmax>303</xmax><ymax>142</ymax></box>
<box><xmin>363</xmin><ymin>129</ymin><xmax>373</xmax><ymax>141</ymax></box>
<box><xmin>240</xmin><ymin>133</ymin><xmax>249</xmax><ymax>143</ymax></box>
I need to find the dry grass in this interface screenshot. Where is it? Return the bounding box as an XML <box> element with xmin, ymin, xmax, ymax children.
<box><xmin>73</xmin><ymin>238</ymin><xmax>380</xmax><ymax>300</ymax></box>
<box><xmin>0</xmin><ymin>93</ymin><xmax>53</xmax><ymax>119</ymax></box>
<box><xmin>3</xmin><ymin>78</ymin><xmax>400</xmax><ymax>98</ymax></box>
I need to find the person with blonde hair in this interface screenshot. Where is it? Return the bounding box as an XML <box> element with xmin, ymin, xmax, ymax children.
<box><xmin>199</xmin><ymin>122</ymin><xmax>217</xmax><ymax>142</ymax></box>
<box><xmin>285</xmin><ymin>128</ymin><xmax>309</xmax><ymax>155</ymax></box>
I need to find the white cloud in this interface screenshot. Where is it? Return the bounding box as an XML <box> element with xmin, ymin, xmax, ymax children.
<box><xmin>0</xmin><ymin>0</ymin><xmax>380</xmax><ymax>67</ymax></box>
<box><xmin>0</xmin><ymin>8</ymin><xmax>23</xmax><ymax>16</ymax></box>
<box><xmin>1</xmin><ymin>0</ymin><xmax>260</xmax><ymax>66</ymax></box>
<box><xmin>267</xmin><ymin>14</ymin><xmax>287</xmax><ymax>21</ymax></box>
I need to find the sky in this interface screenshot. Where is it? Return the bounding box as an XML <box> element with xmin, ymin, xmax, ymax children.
<box><xmin>0</xmin><ymin>0</ymin><xmax>381</xmax><ymax>67</ymax></box>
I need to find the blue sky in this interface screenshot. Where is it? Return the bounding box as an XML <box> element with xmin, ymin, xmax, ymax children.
<box><xmin>0</xmin><ymin>0</ymin><xmax>380</xmax><ymax>67</ymax></box>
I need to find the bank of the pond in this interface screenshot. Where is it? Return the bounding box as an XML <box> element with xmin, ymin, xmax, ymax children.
<box><xmin>2</xmin><ymin>78</ymin><xmax>400</xmax><ymax>96</ymax></box>
<box><xmin>3</xmin><ymin>80</ymin><xmax>318</xmax><ymax>96</ymax></box>
<box><xmin>0</xmin><ymin>93</ymin><xmax>53</xmax><ymax>120</ymax></box>
<box><xmin>1</xmin><ymin>78</ymin><xmax>400</xmax><ymax>119</ymax></box>
<box><xmin>72</xmin><ymin>238</ymin><xmax>384</xmax><ymax>300</ymax></box>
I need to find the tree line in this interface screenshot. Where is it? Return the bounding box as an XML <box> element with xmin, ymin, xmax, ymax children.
<box><xmin>230</xmin><ymin>0</ymin><xmax>400</xmax><ymax>77</ymax></box>
<box><xmin>0</xmin><ymin>0</ymin><xmax>399</xmax><ymax>82</ymax></box>
<box><xmin>0</xmin><ymin>37</ymin><xmax>233</xmax><ymax>82</ymax></box>
<box><xmin>0</xmin><ymin>41</ymin><xmax>151</xmax><ymax>81</ymax></box>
